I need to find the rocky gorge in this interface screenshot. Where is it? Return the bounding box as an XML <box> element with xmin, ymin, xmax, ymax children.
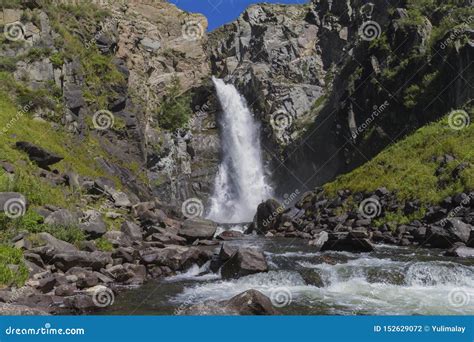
<box><xmin>0</xmin><ymin>0</ymin><xmax>473</xmax><ymax>315</ymax></box>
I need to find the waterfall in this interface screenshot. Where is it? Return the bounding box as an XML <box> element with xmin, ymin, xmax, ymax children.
<box><xmin>207</xmin><ymin>77</ymin><xmax>273</xmax><ymax>223</ymax></box>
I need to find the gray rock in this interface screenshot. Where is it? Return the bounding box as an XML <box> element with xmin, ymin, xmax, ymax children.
<box><xmin>139</xmin><ymin>245</ymin><xmax>211</xmax><ymax>271</ymax></box>
<box><xmin>79</xmin><ymin>210</ymin><xmax>107</xmax><ymax>239</ymax></box>
<box><xmin>223</xmin><ymin>289</ymin><xmax>277</xmax><ymax>315</ymax></box>
<box><xmin>308</xmin><ymin>231</ymin><xmax>328</xmax><ymax>250</ymax></box>
<box><xmin>52</xmin><ymin>251</ymin><xmax>112</xmax><ymax>271</ymax></box>
<box><xmin>445</xmin><ymin>244</ymin><xmax>474</xmax><ymax>258</ymax></box>
<box><xmin>121</xmin><ymin>221</ymin><xmax>143</xmax><ymax>241</ymax></box>
<box><xmin>179</xmin><ymin>218</ymin><xmax>217</xmax><ymax>241</ymax></box>
<box><xmin>15</xmin><ymin>141</ymin><xmax>63</xmax><ymax>168</ymax></box>
<box><xmin>221</xmin><ymin>248</ymin><xmax>268</xmax><ymax>279</ymax></box>
<box><xmin>321</xmin><ymin>233</ymin><xmax>374</xmax><ymax>253</ymax></box>
<box><xmin>44</xmin><ymin>209</ymin><xmax>78</xmax><ymax>226</ymax></box>
<box><xmin>0</xmin><ymin>303</ymin><xmax>50</xmax><ymax>315</ymax></box>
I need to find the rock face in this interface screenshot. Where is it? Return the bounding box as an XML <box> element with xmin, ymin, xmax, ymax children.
<box><xmin>221</xmin><ymin>248</ymin><xmax>268</xmax><ymax>279</ymax></box>
<box><xmin>209</xmin><ymin>0</ymin><xmax>474</xmax><ymax>197</ymax></box>
<box><xmin>224</xmin><ymin>289</ymin><xmax>277</xmax><ymax>315</ymax></box>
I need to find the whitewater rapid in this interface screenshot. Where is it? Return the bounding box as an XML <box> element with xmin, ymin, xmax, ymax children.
<box><xmin>207</xmin><ymin>77</ymin><xmax>273</xmax><ymax>223</ymax></box>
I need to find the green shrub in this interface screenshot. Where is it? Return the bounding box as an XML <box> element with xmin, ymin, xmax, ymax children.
<box><xmin>157</xmin><ymin>77</ymin><xmax>192</xmax><ymax>131</ymax></box>
<box><xmin>0</xmin><ymin>246</ymin><xmax>28</xmax><ymax>287</ymax></box>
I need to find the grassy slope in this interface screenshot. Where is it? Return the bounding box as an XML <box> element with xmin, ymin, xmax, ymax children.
<box><xmin>325</xmin><ymin>109</ymin><xmax>474</xmax><ymax>204</ymax></box>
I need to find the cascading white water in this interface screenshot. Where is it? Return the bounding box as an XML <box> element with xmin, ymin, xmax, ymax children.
<box><xmin>207</xmin><ymin>77</ymin><xmax>273</xmax><ymax>223</ymax></box>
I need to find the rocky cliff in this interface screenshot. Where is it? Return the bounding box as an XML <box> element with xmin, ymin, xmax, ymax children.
<box><xmin>208</xmin><ymin>0</ymin><xmax>473</xmax><ymax>197</ymax></box>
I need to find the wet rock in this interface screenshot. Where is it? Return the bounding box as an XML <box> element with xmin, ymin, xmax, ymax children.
<box><xmin>253</xmin><ymin>199</ymin><xmax>283</xmax><ymax>233</ymax></box>
<box><xmin>217</xmin><ymin>230</ymin><xmax>244</xmax><ymax>240</ymax></box>
<box><xmin>425</xmin><ymin>218</ymin><xmax>472</xmax><ymax>248</ymax></box>
<box><xmin>321</xmin><ymin>232</ymin><xmax>374</xmax><ymax>253</ymax></box>
<box><xmin>445</xmin><ymin>244</ymin><xmax>474</xmax><ymax>258</ymax></box>
<box><xmin>221</xmin><ymin>248</ymin><xmax>268</xmax><ymax>279</ymax></box>
<box><xmin>179</xmin><ymin>218</ymin><xmax>217</xmax><ymax>242</ymax></box>
<box><xmin>224</xmin><ymin>289</ymin><xmax>277</xmax><ymax>315</ymax></box>
<box><xmin>299</xmin><ymin>269</ymin><xmax>324</xmax><ymax>287</ymax></box>
<box><xmin>308</xmin><ymin>231</ymin><xmax>328</xmax><ymax>250</ymax></box>
<box><xmin>15</xmin><ymin>142</ymin><xmax>63</xmax><ymax>169</ymax></box>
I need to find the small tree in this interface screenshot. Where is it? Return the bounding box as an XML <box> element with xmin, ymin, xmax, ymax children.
<box><xmin>157</xmin><ymin>77</ymin><xmax>191</xmax><ymax>131</ymax></box>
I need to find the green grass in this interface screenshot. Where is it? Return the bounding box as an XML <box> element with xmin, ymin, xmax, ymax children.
<box><xmin>0</xmin><ymin>210</ymin><xmax>85</xmax><ymax>246</ymax></box>
<box><xmin>0</xmin><ymin>246</ymin><xmax>28</xmax><ymax>287</ymax></box>
<box><xmin>325</xmin><ymin>108</ymin><xmax>474</xmax><ymax>204</ymax></box>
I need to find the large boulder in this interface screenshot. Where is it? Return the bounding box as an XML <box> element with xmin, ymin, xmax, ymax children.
<box><xmin>425</xmin><ymin>219</ymin><xmax>472</xmax><ymax>248</ymax></box>
<box><xmin>52</xmin><ymin>251</ymin><xmax>112</xmax><ymax>271</ymax></box>
<box><xmin>445</xmin><ymin>244</ymin><xmax>474</xmax><ymax>258</ymax></box>
<box><xmin>321</xmin><ymin>232</ymin><xmax>374</xmax><ymax>253</ymax></box>
<box><xmin>30</xmin><ymin>232</ymin><xmax>78</xmax><ymax>260</ymax></box>
<box><xmin>44</xmin><ymin>209</ymin><xmax>78</xmax><ymax>226</ymax></box>
<box><xmin>224</xmin><ymin>289</ymin><xmax>277</xmax><ymax>315</ymax></box>
<box><xmin>139</xmin><ymin>246</ymin><xmax>211</xmax><ymax>271</ymax></box>
<box><xmin>79</xmin><ymin>210</ymin><xmax>107</xmax><ymax>239</ymax></box>
<box><xmin>179</xmin><ymin>218</ymin><xmax>217</xmax><ymax>242</ymax></box>
<box><xmin>15</xmin><ymin>141</ymin><xmax>63</xmax><ymax>168</ymax></box>
<box><xmin>308</xmin><ymin>231</ymin><xmax>329</xmax><ymax>250</ymax></box>
<box><xmin>252</xmin><ymin>199</ymin><xmax>283</xmax><ymax>233</ymax></box>
<box><xmin>221</xmin><ymin>248</ymin><xmax>268</xmax><ymax>279</ymax></box>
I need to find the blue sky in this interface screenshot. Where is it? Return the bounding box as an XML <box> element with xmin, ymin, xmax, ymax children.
<box><xmin>169</xmin><ymin>0</ymin><xmax>309</xmax><ymax>31</ymax></box>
